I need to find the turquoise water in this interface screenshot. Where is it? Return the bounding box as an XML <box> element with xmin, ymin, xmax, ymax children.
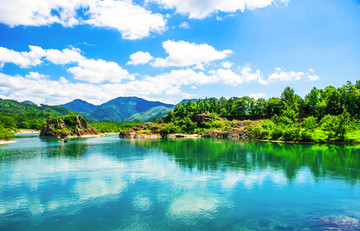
<box><xmin>0</xmin><ymin>134</ymin><xmax>359</xmax><ymax>230</ymax></box>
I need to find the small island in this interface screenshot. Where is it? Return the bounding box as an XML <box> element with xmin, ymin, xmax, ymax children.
<box><xmin>40</xmin><ymin>114</ymin><xmax>102</xmax><ymax>139</ymax></box>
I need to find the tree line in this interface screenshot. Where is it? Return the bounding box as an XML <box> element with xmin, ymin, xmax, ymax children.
<box><xmin>158</xmin><ymin>81</ymin><xmax>360</xmax><ymax>142</ymax></box>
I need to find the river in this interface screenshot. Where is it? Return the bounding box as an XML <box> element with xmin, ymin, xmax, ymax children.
<box><xmin>0</xmin><ymin>134</ymin><xmax>359</xmax><ymax>230</ymax></box>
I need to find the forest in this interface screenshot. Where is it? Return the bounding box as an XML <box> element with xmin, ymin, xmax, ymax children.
<box><xmin>1</xmin><ymin>80</ymin><xmax>360</xmax><ymax>142</ymax></box>
<box><xmin>157</xmin><ymin>80</ymin><xmax>360</xmax><ymax>142</ymax></box>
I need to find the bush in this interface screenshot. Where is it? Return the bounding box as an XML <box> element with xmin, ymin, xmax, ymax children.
<box><xmin>0</xmin><ymin>125</ymin><xmax>14</xmax><ymax>140</ymax></box>
<box><xmin>160</xmin><ymin>123</ymin><xmax>179</xmax><ymax>136</ymax></box>
<box><xmin>63</xmin><ymin>114</ymin><xmax>78</xmax><ymax>128</ymax></box>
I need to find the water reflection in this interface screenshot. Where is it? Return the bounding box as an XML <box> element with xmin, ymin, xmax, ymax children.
<box><xmin>128</xmin><ymin>139</ymin><xmax>360</xmax><ymax>184</ymax></box>
<box><xmin>0</xmin><ymin>136</ymin><xmax>359</xmax><ymax>230</ymax></box>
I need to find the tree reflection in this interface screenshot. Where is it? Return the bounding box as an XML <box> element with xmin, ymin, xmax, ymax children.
<box><xmin>129</xmin><ymin>139</ymin><xmax>360</xmax><ymax>184</ymax></box>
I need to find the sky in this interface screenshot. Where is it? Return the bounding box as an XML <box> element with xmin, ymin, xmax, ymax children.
<box><xmin>0</xmin><ymin>0</ymin><xmax>359</xmax><ymax>105</ymax></box>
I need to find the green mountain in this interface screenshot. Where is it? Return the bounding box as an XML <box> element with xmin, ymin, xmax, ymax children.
<box><xmin>177</xmin><ymin>99</ymin><xmax>198</xmax><ymax>105</ymax></box>
<box><xmin>60</xmin><ymin>99</ymin><xmax>98</xmax><ymax>113</ymax></box>
<box><xmin>0</xmin><ymin>98</ymin><xmax>96</xmax><ymax>130</ymax></box>
<box><xmin>127</xmin><ymin>106</ymin><xmax>172</xmax><ymax>122</ymax></box>
<box><xmin>85</xmin><ymin>97</ymin><xmax>175</xmax><ymax>121</ymax></box>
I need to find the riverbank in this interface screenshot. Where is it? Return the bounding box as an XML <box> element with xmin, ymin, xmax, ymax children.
<box><xmin>15</xmin><ymin>129</ymin><xmax>39</xmax><ymax>134</ymax></box>
<box><xmin>0</xmin><ymin>140</ymin><xmax>16</xmax><ymax>145</ymax></box>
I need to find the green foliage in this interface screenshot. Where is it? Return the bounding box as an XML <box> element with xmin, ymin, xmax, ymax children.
<box><xmin>63</xmin><ymin>114</ymin><xmax>78</xmax><ymax>128</ymax></box>
<box><xmin>91</xmin><ymin>120</ymin><xmax>141</xmax><ymax>133</ymax></box>
<box><xmin>160</xmin><ymin>123</ymin><xmax>179</xmax><ymax>136</ymax></box>
<box><xmin>0</xmin><ymin>125</ymin><xmax>14</xmax><ymax>140</ymax></box>
<box><xmin>0</xmin><ymin>98</ymin><xmax>95</xmax><ymax>132</ymax></box>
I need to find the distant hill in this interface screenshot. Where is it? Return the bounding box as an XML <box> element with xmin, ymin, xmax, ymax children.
<box><xmin>0</xmin><ymin>98</ymin><xmax>96</xmax><ymax>130</ymax></box>
<box><xmin>177</xmin><ymin>99</ymin><xmax>198</xmax><ymax>105</ymax></box>
<box><xmin>60</xmin><ymin>99</ymin><xmax>98</xmax><ymax>113</ymax></box>
<box><xmin>127</xmin><ymin>106</ymin><xmax>172</xmax><ymax>122</ymax></box>
<box><xmin>22</xmin><ymin>100</ymin><xmax>36</xmax><ymax>105</ymax></box>
<box><xmin>85</xmin><ymin>97</ymin><xmax>175</xmax><ymax>121</ymax></box>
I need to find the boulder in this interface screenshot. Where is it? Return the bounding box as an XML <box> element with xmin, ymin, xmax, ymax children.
<box><xmin>40</xmin><ymin>115</ymin><xmax>100</xmax><ymax>138</ymax></box>
<box><xmin>194</xmin><ymin>113</ymin><xmax>211</xmax><ymax>123</ymax></box>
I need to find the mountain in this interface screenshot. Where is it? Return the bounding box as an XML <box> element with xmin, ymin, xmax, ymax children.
<box><xmin>0</xmin><ymin>98</ymin><xmax>96</xmax><ymax>130</ymax></box>
<box><xmin>60</xmin><ymin>99</ymin><xmax>98</xmax><ymax>113</ymax></box>
<box><xmin>127</xmin><ymin>106</ymin><xmax>172</xmax><ymax>122</ymax></box>
<box><xmin>177</xmin><ymin>99</ymin><xmax>198</xmax><ymax>105</ymax></box>
<box><xmin>22</xmin><ymin>100</ymin><xmax>36</xmax><ymax>105</ymax></box>
<box><xmin>85</xmin><ymin>97</ymin><xmax>175</xmax><ymax>121</ymax></box>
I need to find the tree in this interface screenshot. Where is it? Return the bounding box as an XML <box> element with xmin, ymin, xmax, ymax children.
<box><xmin>281</xmin><ymin>86</ymin><xmax>299</xmax><ymax>111</ymax></box>
<box><xmin>305</xmin><ymin>87</ymin><xmax>321</xmax><ymax>116</ymax></box>
<box><xmin>321</xmin><ymin>86</ymin><xmax>342</xmax><ymax>115</ymax></box>
<box><xmin>254</xmin><ymin>98</ymin><xmax>266</xmax><ymax>115</ymax></box>
<box><xmin>266</xmin><ymin>97</ymin><xmax>284</xmax><ymax>116</ymax></box>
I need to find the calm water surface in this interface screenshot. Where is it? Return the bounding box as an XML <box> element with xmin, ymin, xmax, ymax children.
<box><xmin>0</xmin><ymin>134</ymin><xmax>359</xmax><ymax>230</ymax></box>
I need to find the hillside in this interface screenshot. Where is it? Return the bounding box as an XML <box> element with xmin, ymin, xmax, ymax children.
<box><xmin>63</xmin><ymin>97</ymin><xmax>175</xmax><ymax>121</ymax></box>
<box><xmin>0</xmin><ymin>98</ymin><xmax>96</xmax><ymax>130</ymax></box>
<box><xmin>60</xmin><ymin>99</ymin><xmax>98</xmax><ymax>113</ymax></box>
<box><xmin>127</xmin><ymin>106</ymin><xmax>172</xmax><ymax>122</ymax></box>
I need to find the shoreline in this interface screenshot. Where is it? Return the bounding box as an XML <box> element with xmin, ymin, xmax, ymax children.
<box><xmin>119</xmin><ymin>134</ymin><xmax>360</xmax><ymax>145</ymax></box>
<box><xmin>0</xmin><ymin>140</ymin><xmax>16</xmax><ymax>145</ymax></box>
<box><xmin>249</xmin><ymin>138</ymin><xmax>360</xmax><ymax>145</ymax></box>
<box><xmin>15</xmin><ymin>130</ymin><xmax>39</xmax><ymax>134</ymax></box>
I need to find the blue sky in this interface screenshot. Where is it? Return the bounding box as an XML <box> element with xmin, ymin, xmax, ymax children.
<box><xmin>0</xmin><ymin>0</ymin><xmax>359</xmax><ymax>105</ymax></box>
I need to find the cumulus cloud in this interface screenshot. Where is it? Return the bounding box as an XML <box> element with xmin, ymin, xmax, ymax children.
<box><xmin>25</xmin><ymin>72</ymin><xmax>49</xmax><ymax>79</ymax></box>
<box><xmin>67</xmin><ymin>59</ymin><xmax>135</xmax><ymax>83</ymax></box>
<box><xmin>249</xmin><ymin>92</ymin><xmax>266</xmax><ymax>100</ymax></box>
<box><xmin>268</xmin><ymin>67</ymin><xmax>304</xmax><ymax>82</ymax></box>
<box><xmin>308</xmin><ymin>74</ymin><xmax>320</xmax><ymax>81</ymax></box>
<box><xmin>146</xmin><ymin>0</ymin><xmax>276</xmax><ymax>19</ymax></box>
<box><xmin>0</xmin><ymin>45</ymin><xmax>136</xmax><ymax>84</ymax></box>
<box><xmin>152</xmin><ymin>40</ymin><xmax>233</xmax><ymax>69</ymax></box>
<box><xmin>0</xmin><ymin>46</ymin><xmax>45</xmax><ymax>68</ymax></box>
<box><xmin>221</xmin><ymin>61</ymin><xmax>233</xmax><ymax>68</ymax></box>
<box><xmin>85</xmin><ymin>0</ymin><xmax>166</xmax><ymax>40</ymax></box>
<box><xmin>0</xmin><ymin>0</ymin><xmax>166</xmax><ymax>40</ymax></box>
<box><xmin>179</xmin><ymin>22</ymin><xmax>190</xmax><ymax>29</ymax></box>
<box><xmin>126</xmin><ymin>51</ymin><xmax>153</xmax><ymax>65</ymax></box>
<box><xmin>45</xmin><ymin>47</ymin><xmax>84</xmax><ymax>65</ymax></box>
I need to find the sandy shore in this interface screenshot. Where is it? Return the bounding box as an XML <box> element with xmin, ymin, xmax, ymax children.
<box><xmin>16</xmin><ymin>130</ymin><xmax>39</xmax><ymax>134</ymax></box>
<box><xmin>0</xmin><ymin>140</ymin><xmax>16</xmax><ymax>145</ymax></box>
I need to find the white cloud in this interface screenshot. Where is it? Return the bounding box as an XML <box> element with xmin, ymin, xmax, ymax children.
<box><xmin>0</xmin><ymin>46</ymin><xmax>45</xmax><ymax>68</ymax></box>
<box><xmin>221</xmin><ymin>61</ymin><xmax>233</xmax><ymax>68</ymax></box>
<box><xmin>152</xmin><ymin>40</ymin><xmax>233</xmax><ymax>69</ymax></box>
<box><xmin>25</xmin><ymin>72</ymin><xmax>49</xmax><ymax>79</ymax></box>
<box><xmin>67</xmin><ymin>59</ymin><xmax>135</xmax><ymax>83</ymax></box>
<box><xmin>209</xmin><ymin>69</ymin><xmax>244</xmax><ymax>85</ymax></box>
<box><xmin>147</xmin><ymin>0</ymin><xmax>276</xmax><ymax>19</ymax></box>
<box><xmin>86</xmin><ymin>0</ymin><xmax>166</xmax><ymax>40</ymax></box>
<box><xmin>179</xmin><ymin>22</ymin><xmax>190</xmax><ymax>29</ymax></box>
<box><xmin>126</xmin><ymin>51</ymin><xmax>153</xmax><ymax>65</ymax></box>
<box><xmin>238</xmin><ymin>66</ymin><xmax>265</xmax><ymax>83</ymax></box>
<box><xmin>249</xmin><ymin>92</ymin><xmax>266</xmax><ymax>99</ymax></box>
<box><xmin>45</xmin><ymin>47</ymin><xmax>84</xmax><ymax>65</ymax></box>
<box><xmin>0</xmin><ymin>0</ymin><xmax>166</xmax><ymax>40</ymax></box>
<box><xmin>308</xmin><ymin>74</ymin><xmax>320</xmax><ymax>81</ymax></box>
<box><xmin>268</xmin><ymin>68</ymin><xmax>304</xmax><ymax>82</ymax></box>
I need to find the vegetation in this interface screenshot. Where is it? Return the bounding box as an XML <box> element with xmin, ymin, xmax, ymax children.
<box><xmin>155</xmin><ymin>80</ymin><xmax>360</xmax><ymax>142</ymax></box>
<box><xmin>90</xmin><ymin>120</ymin><xmax>142</xmax><ymax>133</ymax></box>
<box><xmin>0</xmin><ymin>99</ymin><xmax>96</xmax><ymax>137</ymax></box>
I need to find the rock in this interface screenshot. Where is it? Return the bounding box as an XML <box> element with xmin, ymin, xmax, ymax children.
<box><xmin>164</xmin><ymin>133</ymin><xmax>201</xmax><ymax>138</ymax></box>
<box><xmin>40</xmin><ymin>115</ymin><xmax>100</xmax><ymax>138</ymax></box>
<box><xmin>194</xmin><ymin>113</ymin><xmax>211</xmax><ymax>123</ymax></box>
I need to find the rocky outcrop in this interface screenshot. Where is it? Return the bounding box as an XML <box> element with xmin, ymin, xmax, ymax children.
<box><xmin>119</xmin><ymin>120</ymin><xmax>258</xmax><ymax>139</ymax></box>
<box><xmin>164</xmin><ymin>133</ymin><xmax>201</xmax><ymax>138</ymax></box>
<box><xmin>119</xmin><ymin>123</ymin><xmax>163</xmax><ymax>139</ymax></box>
<box><xmin>40</xmin><ymin>115</ymin><xmax>101</xmax><ymax>138</ymax></box>
<box><xmin>193</xmin><ymin>113</ymin><xmax>211</xmax><ymax>123</ymax></box>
